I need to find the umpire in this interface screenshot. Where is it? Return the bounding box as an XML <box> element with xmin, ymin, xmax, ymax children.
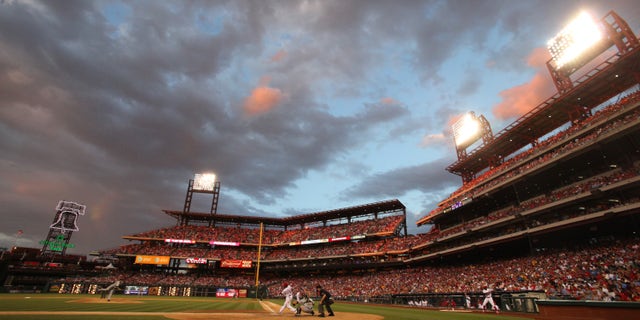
<box><xmin>315</xmin><ymin>285</ymin><xmax>335</xmax><ymax>317</ymax></box>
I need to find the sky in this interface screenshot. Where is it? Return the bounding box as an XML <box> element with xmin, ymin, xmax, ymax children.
<box><xmin>2</xmin><ymin>0</ymin><xmax>640</xmax><ymax>255</ymax></box>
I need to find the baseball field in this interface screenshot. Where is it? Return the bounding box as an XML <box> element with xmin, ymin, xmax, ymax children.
<box><xmin>0</xmin><ymin>294</ymin><xmax>537</xmax><ymax>320</ymax></box>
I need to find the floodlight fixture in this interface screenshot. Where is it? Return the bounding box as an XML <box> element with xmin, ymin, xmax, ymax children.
<box><xmin>184</xmin><ymin>172</ymin><xmax>221</xmax><ymax>216</ymax></box>
<box><xmin>452</xmin><ymin>112</ymin><xmax>482</xmax><ymax>149</ymax></box>
<box><xmin>547</xmin><ymin>11</ymin><xmax>603</xmax><ymax>70</ymax></box>
<box><xmin>545</xmin><ymin>10</ymin><xmax>639</xmax><ymax>93</ymax></box>
<box><xmin>193</xmin><ymin>173</ymin><xmax>216</xmax><ymax>191</ymax></box>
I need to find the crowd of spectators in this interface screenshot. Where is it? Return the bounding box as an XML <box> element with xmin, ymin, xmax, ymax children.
<box><xmin>129</xmin><ymin>225</ymin><xmax>281</xmax><ymax>244</ymax></box>
<box><xmin>103</xmin><ymin>237</ymin><xmax>403</xmax><ymax>261</ymax></box>
<box><xmin>75</xmin><ymin>236</ymin><xmax>640</xmax><ymax>302</ymax></box>
<box><xmin>405</xmin><ymin>165</ymin><xmax>640</xmax><ymax>257</ymax></box>
<box><xmin>123</xmin><ymin>215</ymin><xmax>402</xmax><ymax>245</ymax></box>
<box><xmin>269</xmin><ymin>236</ymin><xmax>640</xmax><ymax>301</ymax></box>
<box><xmin>264</xmin><ymin>240</ymin><xmax>387</xmax><ymax>260</ymax></box>
<box><xmin>428</xmin><ymin>90</ymin><xmax>640</xmax><ymax>220</ymax></box>
<box><xmin>103</xmin><ymin>215</ymin><xmax>405</xmax><ymax>258</ymax></box>
<box><xmin>280</xmin><ymin>215</ymin><xmax>403</xmax><ymax>243</ymax></box>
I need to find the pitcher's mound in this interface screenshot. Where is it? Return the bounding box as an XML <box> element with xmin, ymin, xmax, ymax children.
<box><xmin>69</xmin><ymin>298</ymin><xmax>142</xmax><ymax>304</ymax></box>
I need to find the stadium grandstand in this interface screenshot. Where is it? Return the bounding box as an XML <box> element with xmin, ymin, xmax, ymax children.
<box><xmin>2</xmin><ymin>8</ymin><xmax>640</xmax><ymax>316</ymax></box>
<box><xmin>100</xmin><ymin>199</ymin><xmax>408</xmax><ymax>268</ymax></box>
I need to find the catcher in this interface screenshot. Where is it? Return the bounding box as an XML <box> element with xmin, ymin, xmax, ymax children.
<box><xmin>293</xmin><ymin>286</ymin><xmax>315</xmax><ymax>316</ymax></box>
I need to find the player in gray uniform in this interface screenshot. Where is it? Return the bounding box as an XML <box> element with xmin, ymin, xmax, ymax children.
<box><xmin>294</xmin><ymin>286</ymin><xmax>315</xmax><ymax>316</ymax></box>
<box><xmin>98</xmin><ymin>280</ymin><xmax>121</xmax><ymax>302</ymax></box>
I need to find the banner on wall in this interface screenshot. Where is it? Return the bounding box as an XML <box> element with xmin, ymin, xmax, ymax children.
<box><xmin>124</xmin><ymin>286</ymin><xmax>149</xmax><ymax>295</ymax></box>
<box><xmin>220</xmin><ymin>259</ymin><xmax>252</xmax><ymax>268</ymax></box>
<box><xmin>134</xmin><ymin>255</ymin><xmax>170</xmax><ymax>265</ymax></box>
<box><xmin>216</xmin><ymin>288</ymin><xmax>247</xmax><ymax>298</ymax></box>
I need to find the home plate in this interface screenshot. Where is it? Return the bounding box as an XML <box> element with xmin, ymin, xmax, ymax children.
<box><xmin>440</xmin><ymin>309</ymin><xmax>473</xmax><ymax>312</ymax></box>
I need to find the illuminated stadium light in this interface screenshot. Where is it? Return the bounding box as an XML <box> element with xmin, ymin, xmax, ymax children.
<box><xmin>547</xmin><ymin>11</ymin><xmax>603</xmax><ymax>69</ymax></box>
<box><xmin>184</xmin><ymin>172</ymin><xmax>221</xmax><ymax>214</ymax></box>
<box><xmin>452</xmin><ymin>112</ymin><xmax>482</xmax><ymax>149</ymax></box>
<box><xmin>193</xmin><ymin>173</ymin><xmax>216</xmax><ymax>191</ymax></box>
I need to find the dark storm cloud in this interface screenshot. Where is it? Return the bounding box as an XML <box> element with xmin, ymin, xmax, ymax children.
<box><xmin>342</xmin><ymin>156</ymin><xmax>458</xmax><ymax>199</ymax></box>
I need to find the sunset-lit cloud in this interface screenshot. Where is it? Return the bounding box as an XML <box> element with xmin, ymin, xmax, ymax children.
<box><xmin>380</xmin><ymin>97</ymin><xmax>399</xmax><ymax>105</ymax></box>
<box><xmin>492</xmin><ymin>47</ymin><xmax>556</xmax><ymax>120</ymax></box>
<box><xmin>242</xmin><ymin>78</ymin><xmax>284</xmax><ymax>116</ymax></box>
<box><xmin>271</xmin><ymin>49</ymin><xmax>287</xmax><ymax>62</ymax></box>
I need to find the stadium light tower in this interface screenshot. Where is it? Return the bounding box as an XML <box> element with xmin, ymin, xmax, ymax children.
<box><xmin>183</xmin><ymin>173</ymin><xmax>221</xmax><ymax>219</ymax></box>
<box><xmin>451</xmin><ymin>112</ymin><xmax>493</xmax><ymax>182</ymax></box>
<box><xmin>546</xmin><ymin>10</ymin><xmax>639</xmax><ymax>93</ymax></box>
<box><xmin>452</xmin><ymin>112</ymin><xmax>481</xmax><ymax>150</ymax></box>
<box><xmin>547</xmin><ymin>12</ymin><xmax>603</xmax><ymax>70</ymax></box>
<box><xmin>452</xmin><ymin>112</ymin><xmax>493</xmax><ymax>154</ymax></box>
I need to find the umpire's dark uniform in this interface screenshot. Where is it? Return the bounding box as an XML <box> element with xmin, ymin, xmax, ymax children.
<box><xmin>316</xmin><ymin>285</ymin><xmax>335</xmax><ymax>317</ymax></box>
<box><xmin>258</xmin><ymin>284</ymin><xmax>268</xmax><ymax>300</ymax></box>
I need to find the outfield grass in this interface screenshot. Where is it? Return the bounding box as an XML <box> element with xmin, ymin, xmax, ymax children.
<box><xmin>0</xmin><ymin>294</ymin><xmax>536</xmax><ymax>320</ymax></box>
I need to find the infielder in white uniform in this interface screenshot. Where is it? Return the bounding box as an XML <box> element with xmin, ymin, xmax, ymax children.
<box><xmin>481</xmin><ymin>286</ymin><xmax>500</xmax><ymax>313</ymax></box>
<box><xmin>279</xmin><ymin>283</ymin><xmax>297</xmax><ymax>314</ymax></box>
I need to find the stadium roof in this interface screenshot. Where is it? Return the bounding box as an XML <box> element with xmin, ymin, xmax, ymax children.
<box><xmin>162</xmin><ymin>199</ymin><xmax>406</xmax><ymax>227</ymax></box>
<box><xmin>447</xmin><ymin>47</ymin><xmax>640</xmax><ymax>178</ymax></box>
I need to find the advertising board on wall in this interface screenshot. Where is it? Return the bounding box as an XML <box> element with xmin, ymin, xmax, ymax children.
<box><xmin>220</xmin><ymin>259</ymin><xmax>252</xmax><ymax>268</ymax></box>
<box><xmin>216</xmin><ymin>288</ymin><xmax>247</xmax><ymax>298</ymax></box>
<box><xmin>134</xmin><ymin>255</ymin><xmax>171</xmax><ymax>265</ymax></box>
